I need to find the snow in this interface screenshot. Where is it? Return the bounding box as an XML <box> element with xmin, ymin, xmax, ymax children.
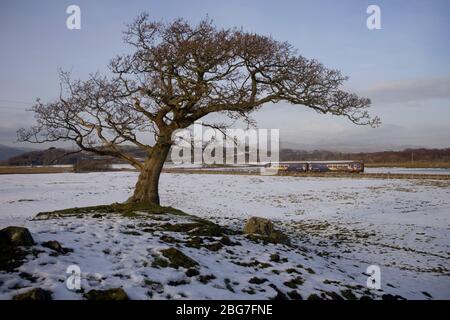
<box><xmin>365</xmin><ymin>167</ymin><xmax>450</xmax><ymax>175</ymax></box>
<box><xmin>0</xmin><ymin>171</ymin><xmax>449</xmax><ymax>299</ymax></box>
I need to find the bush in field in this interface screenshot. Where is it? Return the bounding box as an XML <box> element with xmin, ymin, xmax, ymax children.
<box><xmin>73</xmin><ymin>160</ymin><xmax>112</xmax><ymax>173</ymax></box>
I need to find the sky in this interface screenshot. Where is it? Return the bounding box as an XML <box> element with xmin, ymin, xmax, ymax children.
<box><xmin>0</xmin><ymin>0</ymin><xmax>449</xmax><ymax>151</ymax></box>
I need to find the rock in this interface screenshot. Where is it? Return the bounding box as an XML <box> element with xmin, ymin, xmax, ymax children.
<box><xmin>0</xmin><ymin>226</ymin><xmax>35</xmax><ymax>246</ymax></box>
<box><xmin>243</xmin><ymin>217</ymin><xmax>290</xmax><ymax>245</ymax></box>
<box><xmin>160</xmin><ymin>247</ymin><xmax>198</xmax><ymax>269</ymax></box>
<box><xmin>185</xmin><ymin>268</ymin><xmax>200</xmax><ymax>277</ymax></box>
<box><xmin>12</xmin><ymin>288</ymin><xmax>52</xmax><ymax>300</ymax></box>
<box><xmin>42</xmin><ymin>240</ymin><xmax>72</xmax><ymax>254</ymax></box>
<box><xmin>243</xmin><ymin>217</ymin><xmax>275</xmax><ymax>235</ymax></box>
<box><xmin>204</xmin><ymin>242</ymin><xmax>223</xmax><ymax>251</ymax></box>
<box><xmin>84</xmin><ymin>288</ymin><xmax>129</xmax><ymax>300</ymax></box>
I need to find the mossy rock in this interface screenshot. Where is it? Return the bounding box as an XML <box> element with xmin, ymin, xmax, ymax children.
<box><xmin>84</xmin><ymin>288</ymin><xmax>129</xmax><ymax>300</ymax></box>
<box><xmin>160</xmin><ymin>247</ymin><xmax>198</xmax><ymax>269</ymax></box>
<box><xmin>42</xmin><ymin>240</ymin><xmax>73</xmax><ymax>255</ymax></box>
<box><xmin>243</xmin><ymin>217</ymin><xmax>290</xmax><ymax>245</ymax></box>
<box><xmin>0</xmin><ymin>226</ymin><xmax>35</xmax><ymax>246</ymax></box>
<box><xmin>243</xmin><ymin>217</ymin><xmax>275</xmax><ymax>235</ymax></box>
<box><xmin>13</xmin><ymin>288</ymin><xmax>52</xmax><ymax>300</ymax></box>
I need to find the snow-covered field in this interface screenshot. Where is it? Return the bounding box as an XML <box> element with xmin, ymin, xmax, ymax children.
<box><xmin>0</xmin><ymin>172</ymin><xmax>449</xmax><ymax>299</ymax></box>
<box><xmin>365</xmin><ymin>167</ymin><xmax>450</xmax><ymax>175</ymax></box>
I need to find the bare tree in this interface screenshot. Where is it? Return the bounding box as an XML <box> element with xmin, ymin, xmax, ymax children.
<box><xmin>18</xmin><ymin>14</ymin><xmax>379</xmax><ymax>205</ymax></box>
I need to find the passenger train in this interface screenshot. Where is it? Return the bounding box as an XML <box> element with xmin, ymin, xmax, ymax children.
<box><xmin>266</xmin><ymin>161</ymin><xmax>364</xmax><ymax>173</ymax></box>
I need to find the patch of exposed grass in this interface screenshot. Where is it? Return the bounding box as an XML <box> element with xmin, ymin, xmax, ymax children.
<box><xmin>160</xmin><ymin>220</ymin><xmax>231</xmax><ymax>237</ymax></box>
<box><xmin>283</xmin><ymin>276</ymin><xmax>305</xmax><ymax>289</ymax></box>
<box><xmin>34</xmin><ymin>202</ymin><xmax>188</xmax><ymax>220</ymax></box>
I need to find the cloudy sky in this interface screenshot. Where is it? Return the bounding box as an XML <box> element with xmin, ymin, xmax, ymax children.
<box><xmin>0</xmin><ymin>0</ymin><xmax>449</xmax><ymax>151</ymax></box>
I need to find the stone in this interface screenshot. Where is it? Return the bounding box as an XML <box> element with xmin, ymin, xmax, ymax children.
<box><xmin>42</xmin><ymin>240</ymin><xmax>72</xmax><ymax>254</ymax></box>
<box><xmin>185</xmin><ymin>268</ymin><xmax>200</xmax><ymax>277</ymax></box>
<box><xmin>160</xmin><ymin>247</ymin><xmax>198</xmax><ymax>269</ymax></box>
<box><xmin>0</xmin><ymin>226</ymin><xmax>35</xmax><ymax>246</ymax></box>
<box><xmin>243</xmin><ymin>217</ymin><xmax>275</xmax><ymax>235</ymax></box>
<box><xmin>243</xmin><ymin>217</ymin><xmax>290</xmax><ymax>245</ymax></box>
<box><xmin>84</xmin><ymin>288</ymin><xmax>129</xmax><ymax>300</ymax></box>
<box><xmin>12</xmin><ymin>288</ymin><xmax>52</xmax><ymax>300</ymax></box>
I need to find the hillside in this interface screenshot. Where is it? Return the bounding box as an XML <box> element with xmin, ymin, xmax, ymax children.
<box><xmin>0</xmin><ymin>144</ymin><xmax>36</xmax><ymax>161</ymax></box>
<box><xmin>280</xmin><ymin>148</ymin><xmax>450</xmax><ymax>163</ymax></box>
<box><xmin>3</xmin><ymin>146</ymin><xmax>450</xmax><ymax>166</ymax></box>
<box><xmin>2</xmin><ymin>146</ymin><xmax>147</xmax><ymax>166</ymax></box>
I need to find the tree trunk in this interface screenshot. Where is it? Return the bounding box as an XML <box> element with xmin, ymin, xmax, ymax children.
<box><xmin>129</xmin><ymin>140</ymin><xmax>172</xmax><ymax>205</ymax></box>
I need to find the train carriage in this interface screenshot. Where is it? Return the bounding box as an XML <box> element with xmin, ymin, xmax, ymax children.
<box><xmin>266</xmin><ymin>160</ymin><xmax>364</xmax><ymax>173</ymax></box>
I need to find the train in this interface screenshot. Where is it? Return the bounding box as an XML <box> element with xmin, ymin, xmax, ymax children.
<box><xmin>265</xmin><ymin>160</ymin><xmax>364</xmax><ymax>173</ymax></box>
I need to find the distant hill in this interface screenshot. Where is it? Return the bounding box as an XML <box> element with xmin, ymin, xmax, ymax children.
<box><xmin>3</xmin><ymin>145</ymin><xmax>450</xmax><ymax>166</ymax></box>
<box><xmin>2</xmin><ymin>145</ymin><xmax>148</xmax><ymax>166</ymax></box>
<box><xmin>0</xmin><ymin>144</ymin><xmax>38</xmax><ymax>161</ymax></box>
<box><xmin>279</xmin><ymin>148</ymin><xmax>450</xmax><ymax>163</ymax></box>
<box><xmin>3</xmin><ymin>147</ymin><xmax>79</xmax><ymax>166</ymax></box>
